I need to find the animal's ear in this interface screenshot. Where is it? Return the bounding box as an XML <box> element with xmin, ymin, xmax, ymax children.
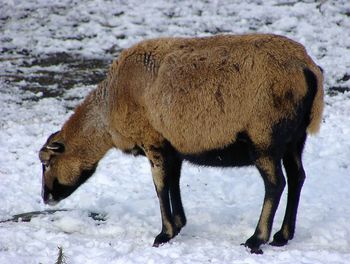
<box><xmin>46</xmin><ymin>142</ymin><xmax>65</xmax><ymax>153</ymax></box>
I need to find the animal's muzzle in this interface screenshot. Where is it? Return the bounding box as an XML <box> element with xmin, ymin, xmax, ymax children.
<box><xmin>42</xmin><ymin>184</ymin><xmax>58</xmax><ymax>206</ymax></box>
<box><xmin>41</xmin><ymin>165</ymin><xmax>58</xmax><ymax>206</ymax></box>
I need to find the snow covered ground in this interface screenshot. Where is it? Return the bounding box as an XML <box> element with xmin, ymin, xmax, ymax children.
<box><xmin>1</xmin><ymin>0</ymin><xmax>350</xmax><ymax>263</ymax></box>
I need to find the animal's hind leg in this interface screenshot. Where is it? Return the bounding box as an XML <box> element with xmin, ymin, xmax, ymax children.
<box><xmin>243</xmin><ymin>156</ymin><xmax>286</xmax><ymax>254</ymax></box>
<box><xmin>167</xmin><ymin>155</ymin><xmax>187</xmax><ymax>234</ymax></box>
<box><xmin>271</xmin><ymin>133</ymin><xmax>307</xmax><ymax>247</ymax></box>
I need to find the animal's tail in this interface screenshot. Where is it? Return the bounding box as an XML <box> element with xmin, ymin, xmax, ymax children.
<box><xmin>305</xmin><ymin>66</ymin><xmax>324</xmax><ymax>134</ymax></box>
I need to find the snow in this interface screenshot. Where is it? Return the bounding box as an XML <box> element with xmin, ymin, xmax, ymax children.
<box><xmin>1</xmin><ymin>0</ymin><xmax>350</xmax><ymax>263</ymax></box>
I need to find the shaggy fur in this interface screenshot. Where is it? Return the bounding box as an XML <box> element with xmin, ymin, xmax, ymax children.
<box><xmin>108</xmin><ymin>34</ymin><xmax>323</xmax><ymax>153</ymax></box>
<box><xmin>39</xmin><ymin>34</ymin><xmax>324</xmax><ymax>254</ymax></box>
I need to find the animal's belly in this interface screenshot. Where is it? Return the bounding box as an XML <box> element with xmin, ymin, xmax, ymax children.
<box><xmin>178</xmin><ymin>132</ymin><xmax>256</xmax><ymax>167</ymax></box>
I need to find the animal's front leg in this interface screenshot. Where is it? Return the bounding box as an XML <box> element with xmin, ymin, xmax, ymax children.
<box><xmin>144</xmin><ymin>145</ymin><xmax>176</xmax><ymax>247</ymax></box>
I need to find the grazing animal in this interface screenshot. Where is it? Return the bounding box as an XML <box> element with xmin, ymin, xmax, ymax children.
<box><xmin>39</xmin><ymin>34</ymin><xmax>323</xmax><ymax>254</ymax></box>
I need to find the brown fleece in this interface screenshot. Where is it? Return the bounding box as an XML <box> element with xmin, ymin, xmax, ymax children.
<box><xmin>108</xmin><ymin>34</ymin><xmax>323</xmax><ymax>153</ymax></box>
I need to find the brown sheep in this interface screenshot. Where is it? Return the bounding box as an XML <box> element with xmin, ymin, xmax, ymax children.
<box><xmin>39</xmin><ymin>34</ymin><xmax>324</xmax><ymax>254</ymax></box>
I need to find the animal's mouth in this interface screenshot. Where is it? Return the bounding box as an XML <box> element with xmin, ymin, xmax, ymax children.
<box><xmin>41</xmin><ymin>186</ymin><xmax>59</xmax><ymax>206</ymax></box>
<box><xmin>41</xmin><ymin>179</ymin><xmax>76</xmax><ymax>205</ymax></box>
<box><xmin>41</xmin><ymin>165</ymin><xmax>59</xmax><ymax>206</ymax></box>
<box><xmin>41</xmin><ymin>166</ymin><xmax>63</xmax><ymax>206</ymax></box>
<box><xmin>42</xmin><ymin>184</ymin><xmax>60</xmax><ymax>206</ymax></box>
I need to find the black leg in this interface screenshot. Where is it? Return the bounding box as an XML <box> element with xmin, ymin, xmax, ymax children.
<box><xmin>167</xmin><ymin>156</ymin><xmax>187</xmax><ymax>234</ymax></box>
<box><xmin>144</xmin><ymin>145</ymin><xmax>175</xmax><ymax>247</ymax></box>
<box><xmin>243</xmin><ymin>156</ymin><xmax>286</xmax><ymax>254</ymax></box>
<box><xmin>271</xmin><ymin>134</ymin><xmax>307</xmax><ymax>247</ymax></box>
<box><xmin>144</xmin><ymin>143</ymin><xmax>186</xmax><ymax>247</ymax></box>
<box><xmin>153</xmin><ymin>183</ymin><xmax>175</xmax><ymax>247</ymax></box>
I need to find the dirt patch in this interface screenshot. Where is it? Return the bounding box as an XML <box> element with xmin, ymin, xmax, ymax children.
<box><xmin>1</xmin><ymin>52</ymin><xmax>113</xmax><ymax>101</ymax></box>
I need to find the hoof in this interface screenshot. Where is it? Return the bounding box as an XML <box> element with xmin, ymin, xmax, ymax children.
<box><xmin>270</xmin><ymin>231</ymin><xmax>289</xmax><ymax>247</ymax></box>
<box><xmin>153</xmin><ymin>232</ymin><xmax>172</xmax><ymax>247</ymax></box>
<box><xmin>241</xmin><ymin>243</ymin><xmax>264</xmax><ymax>254</ymax></box>
<box><xmin>250</xmin><ymin>247</ymin><xmax>264</xmax><ymax>254</ymax></box>
<box><xmin>173</xmin><ymin>222</ymin><xmax>185</xmax><ymax>237</ymax></box>
<box><xmin>241</xmin><ymin>236</ymin><xmax>264</xmax><ymax>254</ymax></box>
<box><xmin>173</xmin><ymin>214</ymin><xmax>186</xmax><ymax>234</ymax></box>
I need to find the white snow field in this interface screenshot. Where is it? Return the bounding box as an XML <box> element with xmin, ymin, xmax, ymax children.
<box><xmin>1</xmin><ymin>0</ymin><xmax>350</xmax><ymax>263</ymax></box>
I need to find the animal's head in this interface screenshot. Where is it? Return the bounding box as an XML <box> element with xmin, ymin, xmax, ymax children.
<box><xmin>39</xmin><ymin>131</ymin><xmax>97</xmax><ymax>205</ymax></box>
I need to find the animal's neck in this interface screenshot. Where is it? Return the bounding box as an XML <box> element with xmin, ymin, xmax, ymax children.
<box><xmin>62</xmin><ymin>81</ymin><xmax>114</xmax><ymax>163</ymax></box>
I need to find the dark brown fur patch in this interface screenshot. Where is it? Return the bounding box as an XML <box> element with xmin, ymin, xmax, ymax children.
<box><xmin>215</xmin><ymin>85</ymin><xmax>225</xmax><ymax>113</ymax></box>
